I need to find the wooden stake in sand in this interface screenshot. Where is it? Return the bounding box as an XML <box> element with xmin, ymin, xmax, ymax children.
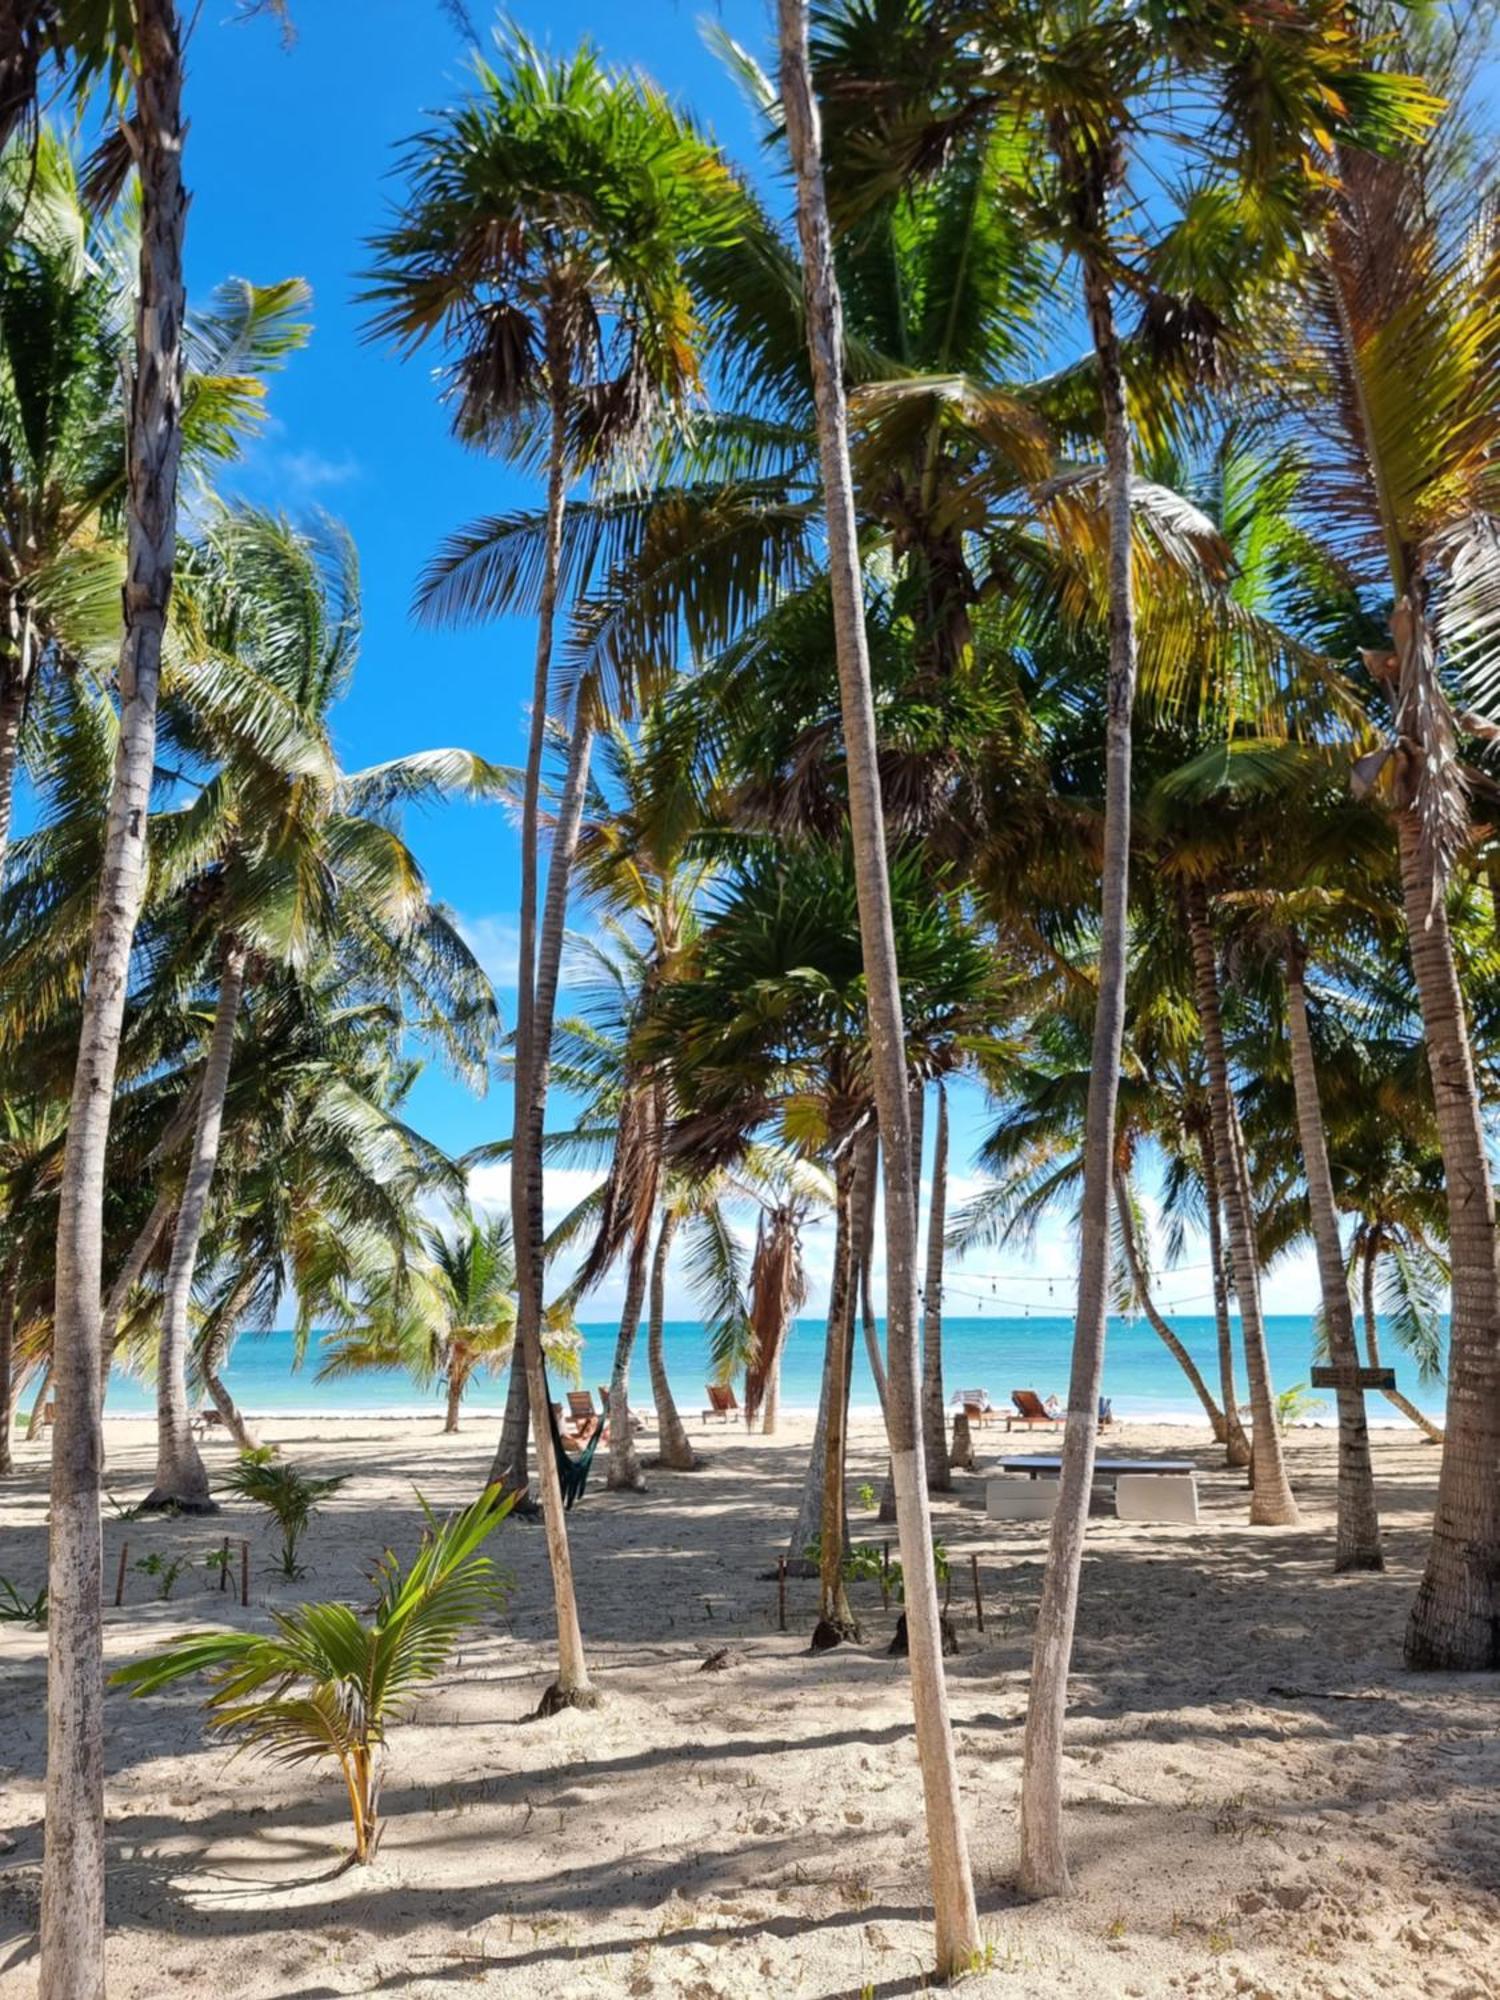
<box><xmin>777</xmin><ymin>1555</ymin><xmax>787</xmax><ymax>1632</ymax></box>
<box><xmin>219</xmin><ymin>1536</ymin><xmax>229</xmax><ymax>1592</ymax></box>
<box><xmin>240</xmin><ymin>1539</ymin><xmax>249</xmax><ymax>1607</ymax></box>
<box><xmin>970</xmin><ymin>1553</ymin><xmax>984</xmax><ymax>1633</ymax></box>
<box><xmin>113</xmin><ymin>1544</ymin><xmax>128</xmax><ymax>1608</ymax></box>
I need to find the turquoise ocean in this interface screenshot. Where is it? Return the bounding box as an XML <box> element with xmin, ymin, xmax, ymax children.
<box><xmin>101</xmin><ymin>1313</ymin><xmax>1448</xmax><ymax>1426</ymax></box>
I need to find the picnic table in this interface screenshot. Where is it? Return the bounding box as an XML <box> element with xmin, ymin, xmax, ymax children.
<box><xmin>998</xmin><ymin>1455</ymin><xmax>1197</xmax><ymax>1482</ymax></box>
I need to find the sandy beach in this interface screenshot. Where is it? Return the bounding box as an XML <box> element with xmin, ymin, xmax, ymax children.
<box><xmin>1</xmin><ymin>1412</ymin><xmax>1494</xmax><ymax>1999</ymax></box>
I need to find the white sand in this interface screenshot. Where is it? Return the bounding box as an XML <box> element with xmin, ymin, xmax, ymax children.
<box><xmin>1</xmin><ymin>1410</ymin><xmax>1495</xmax><ymax>1998</ymax></box>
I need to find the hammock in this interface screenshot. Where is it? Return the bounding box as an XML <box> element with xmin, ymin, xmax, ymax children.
<box><xmin>546</xmin><ymin>1392</ymin><xmax>602</xmax><ymax>1510</ymax></box>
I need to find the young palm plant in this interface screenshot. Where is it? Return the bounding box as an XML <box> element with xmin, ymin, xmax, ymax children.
<box><xmin>222</xmin><ymin>1449</ymin><xmax>348</xmax><ymax>1581</ymax></box>
<box><xmin>112</xmin><ymin>1485</ymin><xmax>516</xmax><ymax>1864</ymax></box>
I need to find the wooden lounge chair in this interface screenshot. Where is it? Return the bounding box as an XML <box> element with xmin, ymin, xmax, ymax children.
<box><xmin>701</xmin><ymin>1382</ymin><xmax>739</xmax><ymax>1424</ymax></box>
<box><xmin>554</xmin><ymin>1400</ymin><xmax>600</xmax><ymax>1446</ymax></box>
<box><xmin>1006</xmin><ymin>1389</ymin><xmax>1064</xmax><ymax>1432</ymax></box>
<box><xmin>954</xmin><ymin>1388</ymin><xmax>1000</xmax><ymax>1428</ymax></box>
<box><xmin>189</xmin><ymin>1407</ymin><xmax>225</xmax><ymax>1441</ymax></box>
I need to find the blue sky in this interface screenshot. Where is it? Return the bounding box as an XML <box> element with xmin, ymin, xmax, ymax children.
<box><xmin>176</xmin><ymin>1</ymin><xmax>1322</xmax><ymax>1323</ymax></box>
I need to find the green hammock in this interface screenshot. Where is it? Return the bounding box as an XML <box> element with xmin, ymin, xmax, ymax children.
<box><xmin>546</xmin><ymin>1392</ymin><xmax>602</xmax><ymax>1510</ymax></box>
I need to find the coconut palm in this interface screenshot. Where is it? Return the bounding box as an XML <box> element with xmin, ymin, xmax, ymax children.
<box><xmin>319</xmin><ymin>1213</ymin><xmax>518</xmax><ymax>1434</ymax></box>
<box><xmin>810</xmin><ymin>0</ymin><xmax>1440</xmax><ymax>1896</ymax></box>
<box><xmin>1269</xmin><ymin>26</ymin><xmax>1500</xmax><ymax>1666</ymax></box>
<box><xmin>112</xmin><ymin>1484</ymin><xmax>516</xmax><ymax>1865</ymax></box>
<box><xmin>367</xmin><ymin>32</ymin><xmax>740</xmax><ymax>1713</ymax></box>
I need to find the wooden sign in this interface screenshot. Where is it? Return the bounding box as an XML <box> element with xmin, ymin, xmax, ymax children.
<box><xmin>1310</xmin><ymin>1365</ymin><xmax>1396</xmax><ymax>1391</ymax></box>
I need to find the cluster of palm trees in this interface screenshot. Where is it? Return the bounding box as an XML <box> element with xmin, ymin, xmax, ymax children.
<box><xmin>6</xmin><ymin>1</ymin><xmax>1500</xmax><ymax>1992</ymax></box>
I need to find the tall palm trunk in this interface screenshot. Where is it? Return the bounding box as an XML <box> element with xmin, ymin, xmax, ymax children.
<box><xmin>607</xmin><ymin>1233</ymin><xmax>649</xmax><ymax>1491</ymax></box>
<box><xmin>1361</xmin><ymin>1236</ymin><xmax>1443</xmax><ymax>1440</ymax></box>
<box><xmin>100</xmin><ymin>1186</ymin><xmax>176</xmax><ymax>1405</ymax></box>
<box><xmin>443</xmin><ymin>1364</ymin><xmax>464</xmax><ymax>1435</ymax></box>
<box><xmin>1020</xmin><ymin>237</ymin><xmax>1136</xmax><ymax>1902</ymax></box>
<box><xmin>779</xmin><ymin>0</ymin><xmax>979</xmax><ymax>1964</ymax></box>
<box><xmin>488</xmin><ymin>360</ymin><xmax>570</xmax><ymax>1499</ymax></box>
<box><xmin>0</xmin><ymin>1256</ymin><xmax>17</xmax><ymax>1476</ymax></box>
<box><xmin>144</xmin><ymin>942</ymin><xmax>246</xmax><ymax>1511</ymax></box>
<box><xmin>512</xmin><ymin>704</ymin><xmax>596</xmax><ymax>1710</ymax></box>
<box><xmin>1186</xmin><ymin>886</ymin><xmax>1299</xmax><ymax>1527</ymax></box>
<box><xmin>1396</xmin><ymin>804</ymin><xmax>1500</xmax><ymax>1666</ymax></box>
<box><xmin>200</xmin><ymin>1341</ymin><xmax>261</xmax><ymax>1453</ymax></box>
<box><xmin>0</xmin><ymin>609</ymin><xmax>32</xmax><ymax>888</ymax></box>
<box><xmin>1285</xmin><ymin>940</ymin><xmax>1382</xmax><ymax>1570</ymax></box>
<box><xmin>1199</xmin><ymin>1113</ymin><xmax>1251</xmax><ymax>1466</ymax></box>
<box><xmin>815</xmin><ymin>1147</ymin><xmax>859</xmax><ymax>1643</ymax></box>
<box><xmin>43</xmin><ymin>8</ymin><xmax>186</xmax><ymax>1990</ymax></box>
<box><xmin>647</xmin><ymin>1209</ymin><xmax>695</xmax><ymax>1468</ymax></box>
<box><xmin>921</xmin><ymin>1083</ymin><xmax>951</xmax><ymax>1492</ymax></box>
<box><xmin>788</xmin><ymin>1282</ymin><xmax>840</xmax><ymax>1567</ymax></box>
<box><xmin>1112</xmin><ymin>1171</ymin><xmax>1226</xmax><ymax>1436</ymax></box>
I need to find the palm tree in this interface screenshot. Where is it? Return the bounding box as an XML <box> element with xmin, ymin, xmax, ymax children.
<box><xmin>1280</xmin><ymin>31</ymin><xmax>1500</xmax><ymax>1667</ymax></box>
<box><xmin>319</xmin><ymin>1212</ymin><xmax>518</xmax><ymax>1433</ymax></box>
<box><xmin>43</xmin><ymin>7</ymin><xmax>191</xmax><ymax>1980</ymax></box>
<box><xmin>775</xmin><ymin>2</ymin><xmax>979</xmax><ymax>1960</ymax></box>
<box><xmin>367</xmin><ymin>33</ymin><xmax>738</xmax><ymax>1713</ymax></box>
<box><xmin>812</xmin><ymin>0</ymin><xmax>1438</xmax><ymax>1897</ymax></box>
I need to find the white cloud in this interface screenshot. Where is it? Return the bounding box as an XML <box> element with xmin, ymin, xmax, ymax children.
<box><xmin>457</xmin><ymin>913</ymin><xmax>521</xmax><ymax>989</ymax></box>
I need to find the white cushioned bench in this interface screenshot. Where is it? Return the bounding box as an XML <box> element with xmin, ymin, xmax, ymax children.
<box><xmin>1114</xmin><ymin>1471</ymin><xmax>1199</xmax><ymax>1524</ymax></box>
<box><xmin>986</xmin><ymin>1477</ymin><xmax>1059</xmax><ymax>1522</ymax></box>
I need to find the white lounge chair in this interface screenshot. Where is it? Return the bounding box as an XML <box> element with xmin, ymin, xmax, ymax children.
<box><xmin>1114</xmin><ymin>1471</ymin><xmax>1199</xmax><ymax>1524</ymax></box>
<box><xmin>986</xmin><ymin>1476</ymin><xmax>1059</xmax><ymax>1522</ymax></box>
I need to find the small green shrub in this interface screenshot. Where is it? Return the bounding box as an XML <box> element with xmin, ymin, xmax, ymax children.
<box><xmin>133</xmin><ymin>1552</ymin><xmax>191</xmax><ymax>1600</ymax></box>
<box><xmin>0</xmin><ymin>1577</ymin><xmax>47</xmax><ymax>1626</ymax></box>
<box><xmin>222</xmin><ymin>1447</ymin><xmax>348</xmax><ymax>1578</ymax></box>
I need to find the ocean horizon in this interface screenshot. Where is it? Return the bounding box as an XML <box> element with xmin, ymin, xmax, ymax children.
<box><xmin>100</xmin><ymin>1312</ymin><xmax>1449</xmax><ymax>1427</ymax></box>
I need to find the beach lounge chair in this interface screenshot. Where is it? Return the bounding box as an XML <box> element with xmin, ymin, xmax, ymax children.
<box><xmin>1006</xmin><ymin>1389</ymin><xmax>1064</xmax><ymax>1432</ymax></box>
<box><xmin>189</xmin><ymin>1407</ymin><xmax>225</xmax><ymax>1441</ymax></box>
<box><xmin>554</xmin><ymin>1400</ymin><xmax>600</xmax><ymax>1446</ymax></box>
<box><xmin>702</xmin><ymin>1383</ymin><xmax>740</xmax><ymax>1424</ymax></box>
<box><xmin>954</xmin><ymin>1388</ymin><xmax>1000</xmax><ymax>1428</ymax></box>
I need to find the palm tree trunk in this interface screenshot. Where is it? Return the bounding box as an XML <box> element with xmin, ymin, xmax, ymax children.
<box><xmin>487</xmin><ymin>354</ymin><xmax>570</xmax><ymax>1501</ymax></box>
<box><xmin>1395</xmin><ymin>808</ymin><xmax>1500</xmax><ymax>1666</ymax></box>
<box><xmin>1019</xmin><ymin>238</ymin><xmax>1136</xmax><ymax>1902</ymax></box>
<box><xmin>1112</xmin><ymin>1170</ymin><xmax>1227</xmax><ymax>1437</ymax></box>
<box><xmin>761</xmin><ymin>1353</ymin><xmax>782</xmax><ymax>1434</ymax></box>
<box><xmin>1285</xmin><ymin>941</ymin><xmax>1382</xmax><ymax>1571</ymax></box>
<box><xmin>1360</xmin><ymin>1235</ymin><xmax>1443</xmax><ymax>1440</ymax></box>
<box><xmin>0</xmin><ymin>1257</ymin><xmax>17</xmax><ymax>1476</ymax></box>
<box><xmin>607</xmin><ymin>1233</ymin><xmax>649</xmax><ymax>1491</ymax></box>
<box><xmin>513</xmin><ymin>704</ymin><xmax>596</xmax><ymax>1710</ymax></box>
<box><xmin>143</xmin><ymin>941</ymin><xmax>246</xmax><ymax>1512</ymax></box>
<box><xmin>443</xmin><ymin>1365</ymin><xmax>464</xmax><ymax>1435</ymax></box>
<box><xmin>921</xmin><ymin>1083</ymin><xmax>951</xmax><ymax>1492</ymax></box>
<box><xmin>43</xmin><ymin>7</ymin><xmax>186</xmax><ymax>1989</ymax></box>
<box><xmin>647</xmin><ymin>1210</ymin><xmax>695</xmax><ymax>1468</ymax></box>
<box><xmin>779</xmin><ymin>1</ymin><xmax>979</xmax><ymax>1964</ymax></box>
<box><xmin>1186</xmin><ymin>886</ymin><xmax>1300</xmax><ymax>1527</ymax></box>
<box><xmin>201</xmin><ymin>1350</ymin><xmax>260</xmax><ymax>1452</ymax></box>
<box><xmin>0</xmin><ymin>619</ymin><xmax>30</xmax><ymax>890</ymax></box>
<box><xmin>1199</xmin><ymin>1114</ymin><xmax>1251</xmax><ymax>1466</ymax></box>
<box><xmin>100</xmin><ymin>1187</ymin><xmax>176</xmax><ymax>1406</ymax></box>
<box><xmin>816</xmin><ymin>1147</ymin><xmax>859</xmax><ymax>1642</ymax></box>
<box><xmin>787</xmin><ymin>1298</ymin><xmax>838</xmax><ymax>1567</ymax></box>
